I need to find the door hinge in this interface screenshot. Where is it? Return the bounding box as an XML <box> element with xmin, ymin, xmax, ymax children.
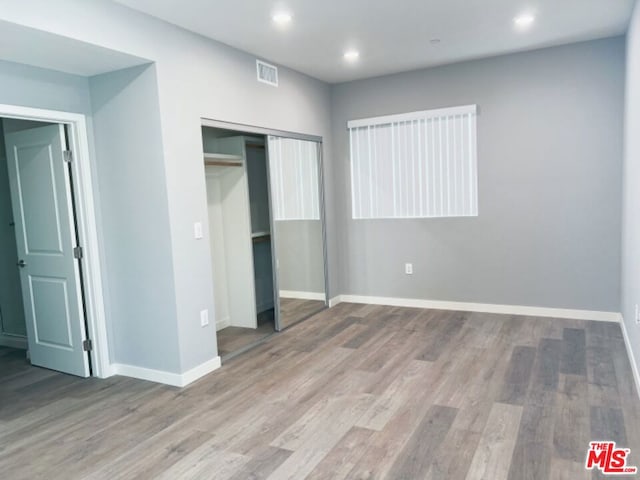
<box><xmin>63</xmin><ymin>150</ymin><xmax>73</xmax><ymax>163</ymax></box>
<box><xmin>82</xmin><ymin>339</ymin><xmax>92</xmax><ymax>352</ymax></box>
<box><xmin>73</xmin><ymin>246</ymin><xmax>83</xmax><ymax>259</ymax></box>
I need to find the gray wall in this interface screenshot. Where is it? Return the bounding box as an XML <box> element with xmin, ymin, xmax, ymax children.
<box><xmin>0</xmin><ymin>120</ymin><xmax>26</xmax><ymax>338</ymax></box>
<box><xmin>274</xmin><ymin>220</ymin><xmax>326</xmax><ymax>294</ymax></box>
<box><xmin>2</xmin><ymin>119</ymin><xmax>53</xmax><ymax>133</ymax></box>
<box><xmin>622</xmin><ymin>3</ymin><xmax>640</xmax><ymax>381</ymax></box>
<box><xmin>89</xmin><ymin>64</ymin><xmax>181</xmax><ymax>373</ymax></box>
<box><xmin>0</xmin><ymin>59</ymin><xmax>92</xmax><ymax>113</ymax></box>
<box><xmin>331</xmin><ymin>37</ymin><xmax>625</xmax><ymax>311</ymax></box>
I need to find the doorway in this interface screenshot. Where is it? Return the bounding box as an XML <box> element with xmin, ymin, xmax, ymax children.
<box><xmin>0</xmin><ymin>105</ymin><xmax>108</xmax><ymax>378</ymax></box>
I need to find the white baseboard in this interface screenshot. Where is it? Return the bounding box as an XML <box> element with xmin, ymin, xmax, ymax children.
<box><xmin>181</xmin><ymin>356</ymin><xmax>222</xmax><ymax>386</ymax></box>
<box><xmin>330</xmin><ymin>294</ymin><xmax>621</xmax><ymax>323</ymax></box>
<box><xmin>111</xmin><ymin>356</ymin><xmax>221</xmax><ymax>388</ymax></box>
<box><xmin>216</xmin><ymin>316</ymin><xmax>231</xmax><ymax>332</ymax></box>
<box><xmin>0</xmin><ymin>333</ymin><xmax>27</xmax><ymax>349</ymax></box>
<box><xmin>329</xmin><ymin>296</ymin><xmax>342</xmax><ymax>308</ymax></box>
<box><xmin>620</xmin><ymin>317</ymin><xmax>640</xmax><ymax>400</ymax></box>
<box><xmin>280</xmin><ymin>290</ymin><xmax>326</xmax><ymax>301</ymax></box>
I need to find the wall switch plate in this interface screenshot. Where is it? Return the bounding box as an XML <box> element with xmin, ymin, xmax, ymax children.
<box><xmin>405</xmin><ymin>263</ymin><xmax>413</xmax><ymax>275</ymax></box>
<box><xmin>194</xmin><ymin>222</ymin><xmax>203</xmax><ymax>239</ymax></box>
<box><xmin>635</xmin><ymin>304</ymin><xmax>640</xmax><ymax>324</ymax></box>
<box><xmin>200</xmin><ymin>309</ymin><xmax>209</xmax><ymax>327</ymax></box>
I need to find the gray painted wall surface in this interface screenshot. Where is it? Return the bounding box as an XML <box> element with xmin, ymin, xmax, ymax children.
<box><xmin>0</xmin><ymin>0</ymin><xmax>334</xmax><ymax>372</ymax></box>
<box><xmin>331</xmin><ymin>38</ymin><xmax>624</xmax><ymax>311</ymax></box>
<box><xmin>622</xmin><ymin>3</ymin><xmax>640</xmax><ymax>382</ymax></box>
<box><xmin>274</xmin><ymin>220</ymin><xmax>325</xmax><ymax>294</ymax></box>
<box><xmin>0</xmin><ymin>120</ymin><xmax>26</xmax><ymax>337</ymax></box>
<box><xmin>2</xmin><ymin>119</ymin><xmax>52</xmax><ymax>133</ymax></box>
<box><xmin>0</xmin><ymin>59</ymin><xmax>92</xmax><ymax>113</ymax></box>
<box><xmin>89</xmin><ymin>64</ymin><xmax>180</xmax><ymax>373</ymax></box>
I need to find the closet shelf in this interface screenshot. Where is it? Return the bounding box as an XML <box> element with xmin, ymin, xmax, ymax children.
<box><xmin>251</xmin><ymin>231</ymin><xmax>271</xmax><ymax>243</ymax></box>
<box><xmin>204</xmin><ymin>152</ymin><xmax>243</xmax><ymax>167</ymax></box>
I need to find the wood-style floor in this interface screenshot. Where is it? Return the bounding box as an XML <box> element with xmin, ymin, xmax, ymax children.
<box><xmin>1</xmin><ymin>303</ymin><xmax>639</xmax><ymax>479</ymax></box>
<box><xmin>216</xmin><ymin>310</ymin><xmax>275</xmax><ymax>358</ymax></box>
<box><xmin>279</xmin><ymin>297</ymin><xmax>326</xmax><ymax>329</ymax></box>
<box><xmin>217</xmin><ymin>299</ymin><xmax>325</xmax><ymax>359</ymax></box>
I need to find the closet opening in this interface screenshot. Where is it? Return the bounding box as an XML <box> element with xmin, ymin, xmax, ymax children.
<box><xmin>202</xmin><ymin>128</ymin><xmax>274</xmax><ymax>359</ymax></box>
<box><xmin>201</xmin><ymin>122</ymin><xmax>329</xmax><ymax>362</ymax></box>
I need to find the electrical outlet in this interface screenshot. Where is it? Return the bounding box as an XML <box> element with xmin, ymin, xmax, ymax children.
<box><xmin>405</xmin><ymin>263</ymin><xmax>413</xmax><ymax>275</ymax></box>
<box><xmin>200</xmin><ymin>309</ymin><xmax>209</xmax><ymax>327</ymax></box>
<box><xmin>635</xmin><ymin>304</ymin><xmax>640</xmax><ymax>325</ymax></box>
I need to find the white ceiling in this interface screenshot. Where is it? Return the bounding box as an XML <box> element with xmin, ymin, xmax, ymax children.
<box><xmin>113</xmin><ymin>0</ymin><xmax>635</xmax><ymax>83</ymax></box>
<box><xmin>0</xmin><ymin>20</ymin><xmax>150</xmax><ymax>77</ymax></box>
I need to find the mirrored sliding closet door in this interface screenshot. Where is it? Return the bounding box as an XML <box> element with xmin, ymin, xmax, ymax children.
<box><xmin>267</xmin><ymin>136</ymin><xmax>328</xmax><ymax>330</ymax></box>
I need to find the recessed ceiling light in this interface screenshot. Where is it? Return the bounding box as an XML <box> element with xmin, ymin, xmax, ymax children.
<box><xmin>430</xmin><ymin>39</ymin><xmax>441</xmax><ymax>45</ymax></box>
<box><xmin>344</xmin><ymin>50</ymin><xmax>360</xmax><ymax>61</ymax></box>
<box><xmin>514</xmin><ymin>13</ymin><xmax>535</xmax><ymax>29</ymax></box>
<box><xmin>272</xmin><ymin>12</ymin><xmax>292</xmax><ymax>24</ymax></box>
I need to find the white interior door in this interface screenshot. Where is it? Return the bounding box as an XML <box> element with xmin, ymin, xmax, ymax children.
<box><xmin>4</xmin><ymin>124</ymin><xmax>90</xmax><ymax>377</ymax></box>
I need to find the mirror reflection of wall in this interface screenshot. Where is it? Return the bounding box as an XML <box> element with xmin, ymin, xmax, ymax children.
<box><xmin>267</xmin><ymin>136</ymin><xmax>327</xmax><ymax>329</ymax></box>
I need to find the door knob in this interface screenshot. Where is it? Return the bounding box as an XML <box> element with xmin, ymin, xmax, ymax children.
<box><xmin>16</xmin><ymin>260</ymin><xmax>26</xmax><ymax>268</ymax></box>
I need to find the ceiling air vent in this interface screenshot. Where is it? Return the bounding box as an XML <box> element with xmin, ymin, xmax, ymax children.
<box><xmin>256</xmin><ymin>60</ymin><xmax>278</xmax><ymax>87</ymax></box>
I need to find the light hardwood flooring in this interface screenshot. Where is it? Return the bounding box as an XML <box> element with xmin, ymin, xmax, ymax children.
<box><xmin>1</xmin><ymin>303</ymin><xmax>639</xmax><ymax>479</ymax></box>
<box><xmin>216</xmin><ymin>310</ymin><xmax>275</xmax><ymax>358</ymax></box>
<box><xmin>279</xmin><ymin>297</ymin><xmax>326</xmax><ymax>329</ymax></box>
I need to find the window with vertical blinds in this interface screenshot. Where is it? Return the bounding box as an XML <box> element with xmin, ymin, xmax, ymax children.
<box><xmin>268</xmin><ymin>136</ymin><xmax>320</xmax><ymax>221</ymax></box>
<box><xmin>348</xmin><ymin>104</ymin><xmax>478</xmax><ymax>219</ymax></box>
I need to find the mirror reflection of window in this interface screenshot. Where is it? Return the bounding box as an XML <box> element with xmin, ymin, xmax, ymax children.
<box><xmin>268</xmin><ymin>137</ymin><xmax>320</xmax><ymax>221</ymax></box>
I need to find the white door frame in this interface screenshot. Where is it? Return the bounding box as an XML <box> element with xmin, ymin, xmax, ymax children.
<box><xmin>0</xmin><ymin>103</ymin><xmax>110</xmax><ymax>378</ymax></box>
